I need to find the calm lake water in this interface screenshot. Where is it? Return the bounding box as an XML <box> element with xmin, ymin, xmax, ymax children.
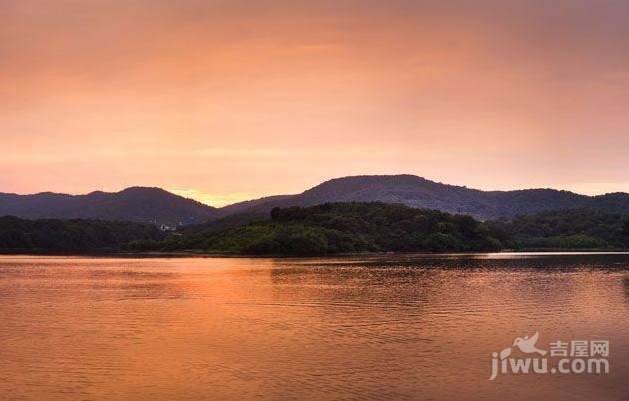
<box><xmin>0</xmin><ymin>253</ymin><xmax>627</xmax><ymax>401</ymax></box>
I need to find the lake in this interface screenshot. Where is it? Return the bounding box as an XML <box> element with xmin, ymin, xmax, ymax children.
<box><xmin>0</xmin><ymin>253</ymin><xmax>627</xmax><ymax>401</ymax></box>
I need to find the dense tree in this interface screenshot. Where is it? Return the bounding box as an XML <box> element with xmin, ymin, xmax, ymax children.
<box><xmin>155</xmin><ymin>202</ymin><xmax>505</xmax><ymax>255</ymax></box>
<box><xmin>0</xmin><ymin>216</ymin><xmax>164</xmax><ymax>252</ymax></box>
<box><xmin>487</xmin><ymin>209</ymin><xmax>629</xmax><ymax>250</ymax></box>
<box><xmin>2</xmin><ymin>205</ymin><xmax>627</xmax><ymax>255</ymax></box>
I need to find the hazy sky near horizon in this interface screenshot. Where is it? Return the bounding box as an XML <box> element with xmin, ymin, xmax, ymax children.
<box><xmin>2</xmin><ymin>0</ymin><xmax>629</xmax><ymax>206</ymax></box>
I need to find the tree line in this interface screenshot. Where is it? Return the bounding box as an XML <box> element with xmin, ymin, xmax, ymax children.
<box><xmin>2</xmin><ymin>204</ymin><xmax>628</xmax><ymax>255</ymax></box>
<box><xmin>0</xmin><ymin>216</ymin><xmax>164</xmax><ymax>253</ymax></box>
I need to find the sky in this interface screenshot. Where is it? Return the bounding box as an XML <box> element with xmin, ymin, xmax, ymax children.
<box><xmin>2</xmin><ymin>0</ymin><xmax>629</xmax><ymax>206</ymax></box>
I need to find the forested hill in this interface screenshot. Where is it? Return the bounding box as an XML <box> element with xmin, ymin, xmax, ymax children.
<box><xmin>2</xmin><ymin>204</ymin><xmax>628</xmax><ymax>256</ymax></box>
<box><xmin>487</xmin><ymin>209</ymin><xmax>629</xmax><ymax>250</ymax></box>
<box><xmin>0</xmin><ymin>187</ymin><xmax>218</xmax><ymax>226</ymax></box>
<box><xmin>142</xmin><ymin>205</ymin><xmax>629</xmax><ymax>256</ymax></box>
<box><xmin>217</xmin><ymin>175</ymin><xmax>629</xmax><ymax>221</ymax></box>
<box><xmin>150</xmin><ymin>202</ymin><xmax>505</xmax><ymax>255</ymax></box>
<box><xmin>4</xmin><ymin>176</ymin><xmax>629</xmax><ymax>227</ymax></box>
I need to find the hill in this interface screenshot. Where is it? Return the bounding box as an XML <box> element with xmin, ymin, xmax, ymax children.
<box><xmin>152</xmin><ymin>202</ymin><xmax>505</xmax><ymax>255</ymax></box>
<box><xmin>3</xmin><ymin>204</ymin><xmax>627</xmax><ymax>255</ymax></box>
<box><xmin>3</xmin><ymin>175</ymin><xmax>629</xmax><ymax>228</ymax></box>
<box><xmin>488</xmin><ymin>209</ymin><xmax>629</xmax><ymax>250</ymax></box>
<box><xmin>141</xmin><ymin>205</ymin><xmax>629</xmax><ymax>255</ymax></box>
<box><xmin>0</xmin><ymin>187</ymin><xmax>219</xmax><ymax>226</ymax></box>
<box><xmin>216</xmin><ymin>175</ymin><xmax>629</xmax><ymax>221</ymax></box>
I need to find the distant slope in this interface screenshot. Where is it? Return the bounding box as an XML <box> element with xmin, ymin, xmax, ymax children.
<box><xmin>216</xmin><ymin>175</ymin><xmax>629</xmax><ymax>221</ymax></box>
<box><xmin>4</xmin><ymin>175</ymin><xmax>629</xmax><ymax>228</ymax></box>
<box><xmin>216</xmin><ymin>195</ymin><xmax>294</xmax><ymax>217</ymax></box>
<box><xmin>0</xmin><ymin>187</ymin><xmax>219</xmax><ymax>226</ymax></box>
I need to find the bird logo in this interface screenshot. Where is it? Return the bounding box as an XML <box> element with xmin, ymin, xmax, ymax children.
<box><xmin>512</xmin><ymin>332</ymin><xmax>547</xmax><ymax>356</ymax></box>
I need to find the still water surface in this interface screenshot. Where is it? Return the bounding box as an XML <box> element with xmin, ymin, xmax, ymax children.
<box><xmin>0</xmin><ymin>253</ymin><xmax>627</xmax><ymax>401</ymax></box>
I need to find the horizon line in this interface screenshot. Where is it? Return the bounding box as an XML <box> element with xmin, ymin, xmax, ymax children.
<box><xmin>2</xmin><ymin>174</ymin><xmax>628</xmax><ymax>208</ymax></box>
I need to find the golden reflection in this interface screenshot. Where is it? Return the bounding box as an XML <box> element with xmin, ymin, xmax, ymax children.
<box><xmin>0</xmin><ymin>255</ymin><xmax>627</xmax><ymax>401</ymax></box>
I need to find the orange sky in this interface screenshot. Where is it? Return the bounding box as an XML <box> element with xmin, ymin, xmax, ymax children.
<box><xmin>2</xmin><ymin>0</ymin><xmax>629</xmax><ymax>206</ymax></box>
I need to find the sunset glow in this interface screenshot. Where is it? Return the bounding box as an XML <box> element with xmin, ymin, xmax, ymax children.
<box><xmin>3</xmin><ymin>0</ymin><xmax>629</xmax><ymax>205</ymax></box>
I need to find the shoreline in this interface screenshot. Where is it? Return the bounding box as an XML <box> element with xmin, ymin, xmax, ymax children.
<box><xmin>1</xmin><ymin>249</ymin><xmax>629</xmax><ymax>259</ymax></box>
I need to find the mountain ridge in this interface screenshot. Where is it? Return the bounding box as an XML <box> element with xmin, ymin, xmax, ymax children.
<box><xmin>0</xmin><ymin>186</ymin><xmax>219</xmax><ymax>226</ymax></box>
<box><xmin>214</xmin><ymin>175</ymin><xmax>629</xmax><ymax>221</ymax></box>
<box><xmin>2</xmin><ymin>175</ymin><xmax>629</xmax><ymax>226</ymax></box>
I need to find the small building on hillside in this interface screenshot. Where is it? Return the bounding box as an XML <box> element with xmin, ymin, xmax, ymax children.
<box><xmin>159</xmin><ymin>224</ymin><xmax>177</xmax><ymax>232</ymax></box>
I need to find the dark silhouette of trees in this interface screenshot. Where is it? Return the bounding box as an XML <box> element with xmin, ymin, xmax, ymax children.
<box><xmin>3</xmin><ymin>205</ymin><xmax>627</xmax><ymax>255</ymax></box>
<box><xmin>0</xmin><ymin>216</ymin><xmax>164</xmax><ymax>252</ymax></box>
